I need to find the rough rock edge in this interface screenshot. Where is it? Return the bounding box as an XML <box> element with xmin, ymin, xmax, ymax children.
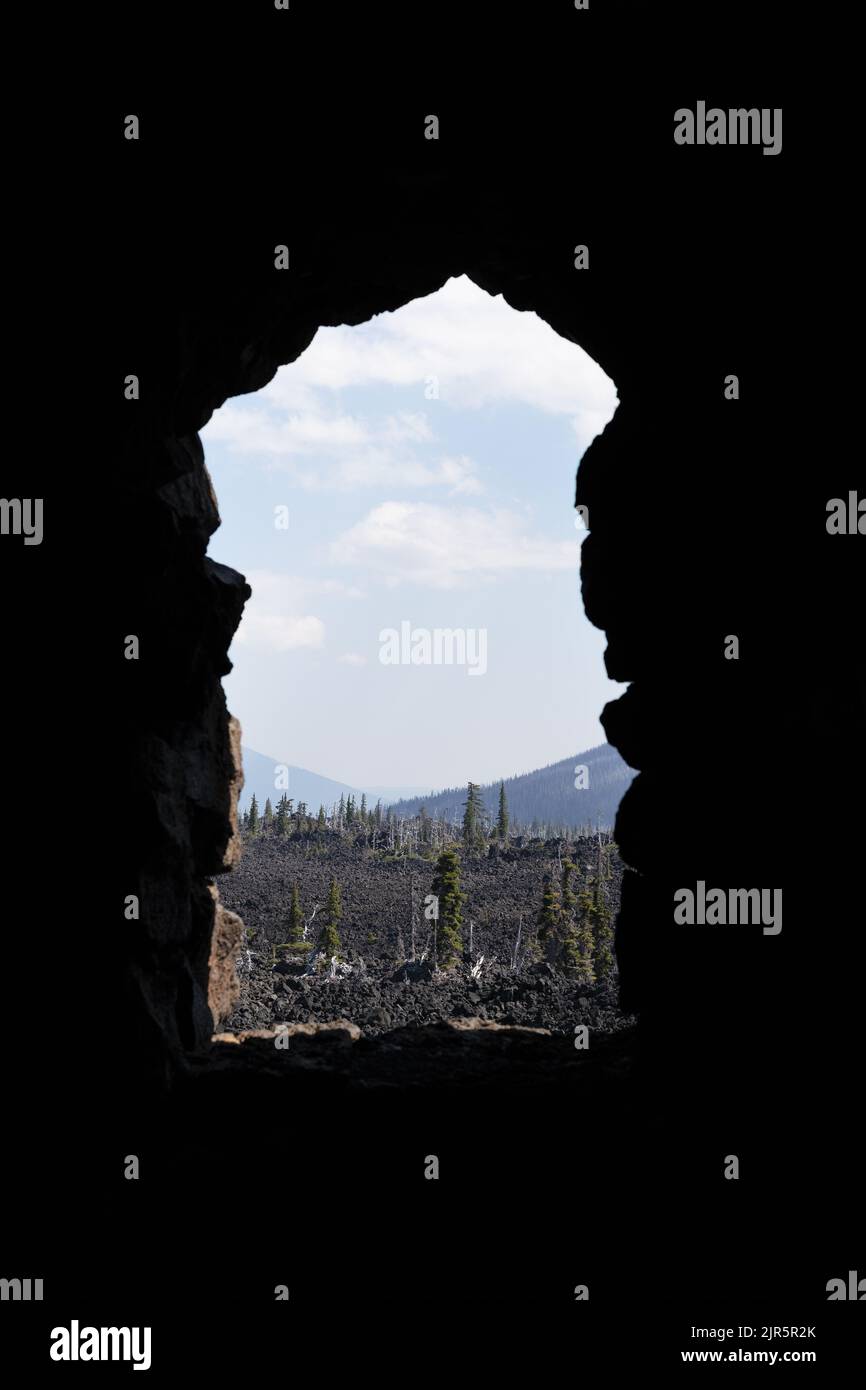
<box><xmin>446</xmin><ymin>1017</ymin><xmax>551</xmax><ymax>1035</ymax></box>
<box><xmin>213</xmin><ymin>1018</ymin><xmax>362</xmax><ymax>1044</ymax></box>
<box><xmin>207</xmin><ymin>890</ymin><xmax>245</xmax><ymax>1028</ymax></box>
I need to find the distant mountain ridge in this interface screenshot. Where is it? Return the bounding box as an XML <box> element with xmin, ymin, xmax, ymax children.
<box><xmin>388</xmin><ymin>743</ymin><xmax>635</xmax><ymax>831</ymax></box>
<box><xmin>237</xmin><ymin>748</ymin><xmax>428</xmax><ymax>813</ymax></box>
<box><xmin>238</xmin><ymin>743</ymin><xmax>635</xmax><ymax>830</ymax></box>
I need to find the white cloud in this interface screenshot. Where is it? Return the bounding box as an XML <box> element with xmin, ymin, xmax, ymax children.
<box><xmin>262</xmin><ymin>275</ymin><xmax>616</xmax><ymax>418</ymax></box>
<box><xmin>242</xmin><ymin>571</ymin><xmax>358</xmax><ymax>604</ymax></box>
<box><xmin>331</xmin><ymin>502</ymin><xmax>580</xmax><ymax>588</ymax></box>
<box><xmin>231</xmin><ymin>570</ymin><xmax>353</xmax><ymax>652</ymax></box>
<box><xmin>207</xmin><ymin>407</ymin><xmax>433</xmax><ymax>460</ymax></box>
<box><xmin>317</xmin><ymin>448</ymin><xmax>481</xmax><ymax>495</ymax></box>
<box><xmin>205</xmin><ymin>402</ymin><xmax>479</xmax><ymax>494</ymax></box>
<box><xmin>205</xmin><ymin>406</ymin><xmax>369</xmax><ymax>456</ymax></box>
<box><xmin>437</xmin><ymin>455</ymin><xmax>483</xmax><ymax>495</ymax></box>
<box><xmin>234</xmin><ymin>612</ymin><xmax>324</xmax><ymax>653</ymax></box>
<box><xmin>204</xmin><ymin>276</ymin><xmax>616</xmax><ymax>490</ymax></box>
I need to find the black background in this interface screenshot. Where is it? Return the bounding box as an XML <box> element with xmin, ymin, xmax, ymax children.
<box><xmin>0</xmin><ymin>0</ymin><xmax>862</xmax><ymax>1375</ymax></box>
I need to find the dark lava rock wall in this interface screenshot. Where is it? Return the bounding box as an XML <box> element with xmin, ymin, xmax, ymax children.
<box><xmin>104</xmin><ymin>57</ymin><xmax>862</xmax><ymax>1158</ymax></box>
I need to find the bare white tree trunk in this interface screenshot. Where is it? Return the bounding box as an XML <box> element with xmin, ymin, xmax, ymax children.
<box><xmin>512</xmin><ymin>916</ymin><xmax>523</xmax><ymax>971</ymax></box>
<box><xmin>303</xmin><ymin>903</ymin><xmax>320</xmax><ymax>942</ymax></box>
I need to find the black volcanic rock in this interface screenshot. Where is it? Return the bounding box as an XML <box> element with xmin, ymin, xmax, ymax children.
<box><xmin>221</xmin><ymin>946</ymin><xmax>631</xmax><ymax>1042</ymax></box>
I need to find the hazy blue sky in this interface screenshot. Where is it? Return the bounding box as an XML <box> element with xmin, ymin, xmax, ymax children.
<box><xmin>201</xmin><ymin>275</ymin><xmax>622</xmax><ymax>790</ymax></box>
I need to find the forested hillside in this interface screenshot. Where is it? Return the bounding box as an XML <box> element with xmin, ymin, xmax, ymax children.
<box><xmin>389</xmin><ymin>743</ymin><xmax>634</xmax><ymax>832</ymax></box>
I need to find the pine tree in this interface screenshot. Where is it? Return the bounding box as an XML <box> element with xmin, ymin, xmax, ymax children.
<box><xmin>497</xmin><ymin>781</ymin><xmax>510</xmax><ymax>841</ymax></box>
<box><xmin>592</xmin><ymin>898</ymin><xmax>614</xmax><ymax>979</ymax></box>
<box><xmin>462</xmin><ymin>782</ymin><xmax>485</xmax><ymax>850</ymax></box>
<box><xmin>561</xmin><ymin>860</ymin><xmax>577</xmax><ymax>918</ymax></box>
<box><xmin>317</xmin><ymin>878</ymin><xmax>343</xmax><ymax>959</ymax></box>
<box><xmin>592</xmin><ymin>844</ymin><xmax>615</xmax><ymax>981</ymax></box>
<box><xmin>248</xmin><ymin>794</ymin><xmax>260</xmax><ymax>834</ymax></box>
<box><xmin>316</xmin><ymin>804</ymin><xmax>326</xmax><ymax>832</ymax></box>
<box><xmin>287</xmin><ymin>883</ymin><xmax>304</xmax><ymax>945</ymax></box>
<box><xmin>431</xmin><ymin>848</ymin><xmax>464</xmax><ymax>969</ymax></box>
<box><xmin>262</xmin><ymin>797</ymin><xmax>274</xmax><ymax>831</ymax></box>
<box><xmin>575</xmin><ymin>868</ymin><xmax>597</xmax><ymax>983</ymax></box>
<box><xmin>558</xmin><ymin>860</ymin><xmax>584</xmax><ymax>974</ymax></box>
<box><xmin>359</xmin><ymin>793</ymin><xmax>367</xmax><ymax>824</ymax></box>
<box><xmin>274</xmin><ymin>793</ymin><xmax>290</xmax><ymax>836</ymax></box>
<box><xmin>535</xmin><ymin>874</ymin><xmax>561</xmax><ymax>962</ymax></box>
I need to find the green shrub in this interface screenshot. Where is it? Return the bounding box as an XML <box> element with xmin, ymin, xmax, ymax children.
<box><xmin>272</xmin><ymin>940</ymin><xmax>314</xmax><ymax>961</ymax></box>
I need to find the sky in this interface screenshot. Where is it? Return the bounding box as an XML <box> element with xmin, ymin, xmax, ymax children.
<box><xmin>201</xmin><ymin>275</ymin><xmax>623</xmax><ymax>792</ymax></box>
